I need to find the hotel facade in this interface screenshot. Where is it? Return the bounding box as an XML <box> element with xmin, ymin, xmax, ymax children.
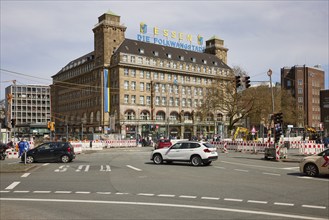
<box><xmin>51</xmin><ymin>11</ymin><xmax>233</xmax><ymax>140</ymax></box>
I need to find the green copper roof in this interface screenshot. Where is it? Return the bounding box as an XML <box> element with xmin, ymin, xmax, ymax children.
<box><xmin>106</xmin><ymin>10</ymin><xmax>118</xmax><ymax>16</ymax></box>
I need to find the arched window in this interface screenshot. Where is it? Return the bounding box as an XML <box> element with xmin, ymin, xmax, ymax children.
<box><xmin>125</xmin><ymin>110</ymin><xmax>136</xmax><ymax>120</ymax></box>
<box><xmin>156</xmin><ymin>111</ymin><xmax>165</xmax><ymax>121</ymax></box>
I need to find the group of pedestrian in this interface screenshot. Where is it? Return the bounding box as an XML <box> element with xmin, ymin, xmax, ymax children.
<box><xmin>2</xmin><ymin>138</ymin><xmax>30</xmax><ymax>158</ymax></box>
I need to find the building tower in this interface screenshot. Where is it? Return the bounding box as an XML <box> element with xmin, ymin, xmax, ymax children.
<box><xmin>92</xmin><ymin>10</ymin><xmax>127</xmax><ymax>67</ymax></box>
<box><xmin>204</xmin><ymin>36</ymin><xmax>229</xmax><ymax>64</ymax></box>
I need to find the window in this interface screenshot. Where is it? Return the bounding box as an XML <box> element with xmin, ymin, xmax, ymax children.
<box><xmin>155</xmin><ymin>96</ymin><xmax>160</xmax><ymax>105</ymax></box>
<box><xmin>131</xmin><ymin>69</ymin><xmax>136</xmax><ymax>77</ymax></box>
<box><xmin>179</xmin><ymin>56</ymin><xmax>184</xmax><ymax>61</ymax></box>
<box><xmin>182</xmin><ymin>98</ymin><xmax>186</xmax><ymax>107</ymax></box>
<box><xmin>139</xmin><ymin>49</ymin><xmax>144</xmax><ymax>54</ymax></box>
<box><xmin>161</xmin><ymin>84</ymin><xmax>166</xmax><ymax>93</ymax></box>
<box><xmin>298</xmin><ymin>97</ymin><xmax>303</xmax><ymax>103</ymax></box>
<box><xmin>146</xmin><ymin>96</ymin><xmax>151</xmax><ymax>105</ymax></box>
<box><xmin>154</xmin><ymin>72</ymin><xmax>158</xmax><ymax>79</ymax></box>
<box><xmin>160</xmin><ymin>73</ymin><xmax>165</xmax><ymax>80</ymax></box>
<box><xmin>160</xmin><ymin>61</ymin><xmax>164</xmax><ymax>67</ymax></box>
<box><xmin>124</xmin><ymin>81</ymin><xmax>129</xmax><ymax>90</ymax></box>
<box><xmin>123</xmin><ymin>55</ymin><xmax>128</xmax><ymax>62</ymax></box>
<box><xmin>137</xmin><ymin>57</ymin><xmax>143</xmax><ymax>64</ymax></box>
<box><xmin>124</xmin><ymin>95</ymin><xmax>129</xmax><ymax>104</ymax></box>
<box><xmin>140</xmin><ymin>96</ymin><xmax>145</xmax><ymax>105</ymax></box>
<box><xmin>174</xmin><ymin>85</ymin><xmax>178</xmax><ymax>94</ymax></box>
<box><xmin>140</xmin><ymin>70</ymin><xmax>144</xmax><ymax>78</ymax></box>
<box><xmin>167</xmin><ymin>53</ymin><xmax>172</xmax><ymax>59</ymax></box>
<box><xmin>131</xmin><ymin>95</ymin><xmax>136</xmax><ymax>104</ymax></box>
<box><xmin>175</xmin><ymin>98</ymin><xmax>179</xmax><ymax>106</ymax></box>
<box><xmin>298</xmin><ymin>88</ymin><xmax>303</xmax><ymax>94</ymax></box>
<box><xmin>168</xmin><ymin>74</ymin><xmax>172</xmax><ymax>81</ymax></box>
<box><xmin>155</xmin><ymin>83</ymin><xmax>159</xmax><ymax>92</ymax></box>
<box><xmin>131</xmin><ymin>81</ymin><xmax>136</xmax><ymax>91</ymax></box>
<box><xmin>124</xmin><ymin>68</ymin><xmax>129</xmax><ymax>76</ymax></box>
<box><xmin>153</xmin><ymin>51</ymin><xmax>159</xmax><ymax>56</ymax></box>
<box><xmin>140</xmin><ymin>82</ymin><xmax>144</xmax><ymax>92</ymax></box>
<box><xmin>130</xmin><ymin>56</ymin><xmax>135</xmax><ymax>63</ymax></box>
<box><xmin>146</xmin><ymin>71</ymin><xmax>151</xmax><ymax>79</ymax></box>
<box><xmin>298</xmin><ymin>79</ymin><xmax>303</xmax><ymax>86</ymax></box>
<box><xmin>182</xmin><ymin>87</ymin><xmax>186</xmax><ymax>95</ymax></box>
<box><xmin>191</xmin><ymin>58</ymin><xmax>196</xmax><ymax>63</ymax></box>
<box><xmin>162</xmin><ymin>97</ymin><xmax>166</xmax><ymax>106</ymax></box>
<box><xmin>146</xmin><ymin>83</ymin><xmax>151</xmax><ymax>91</ymax></box>
<box><xmin>287</xmin><ymin>80</ymin><xmax>291</xmax><ymax>87</ymax></box>
<box><xmin>169</xmin><ymin>97</ymin><xmax>174</xmax><ymax>106</ymax></box>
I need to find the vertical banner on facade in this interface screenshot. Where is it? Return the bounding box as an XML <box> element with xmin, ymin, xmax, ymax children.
<box><xmin>103</xmin><ymin>69</ymin><xmax>110</xmax><ymax>113</ymax></box>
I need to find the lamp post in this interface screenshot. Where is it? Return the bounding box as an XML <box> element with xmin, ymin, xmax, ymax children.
<box><xmin>267</xmin><ymin>69</ymin><xmax>275</xmax><ymax>114</ymax></box>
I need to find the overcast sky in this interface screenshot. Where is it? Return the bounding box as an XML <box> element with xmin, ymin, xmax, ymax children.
<box><xmin>1</xmin><ymin>0</ymin><xmax>328</xmax><ymax>100</ymax></box>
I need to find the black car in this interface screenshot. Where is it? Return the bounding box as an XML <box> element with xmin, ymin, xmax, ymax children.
<box><xmin>22</xmin><ymin>142</ymin><xmax>75</xmax><ymax>163</ymax></box>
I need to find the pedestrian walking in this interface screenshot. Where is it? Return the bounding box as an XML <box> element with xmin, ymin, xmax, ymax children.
<box><xmin>18</xmin><ymin>138</ymin><xmax>30</xmax><ymax>158</ymax></box>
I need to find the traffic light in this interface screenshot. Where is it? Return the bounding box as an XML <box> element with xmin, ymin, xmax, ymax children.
<box><xmin>47</xmin><ymin>121</ymin><xmax>51</xmax><ymax>129</ymax></box>
<box><xmin>273</xmin><ymin>112</ymin><xmax>283</xmax><ymax>125</ymax></box>
<box><xmin>274</xmin><ymin>124</ymin><xmax>282</xmax><ymax>143</ymax></box>
<box><xmin>11</xmin><ymin>119</ymin><xmax>16</xmax><ymax>127</ymax></box>
<box><xmin>235</xmin><ymin>76</ymin><xmax>241</xmax><ymax>88</ymax></box>
<box><xmin>50</xmin><ymin>122</ymin><xmax>55</xmax><ymax>131</ymax></box>
<box><xmin>244</xmin><ymin>76</ymin><xmax>251</xmax><ymax>88</ymax></box>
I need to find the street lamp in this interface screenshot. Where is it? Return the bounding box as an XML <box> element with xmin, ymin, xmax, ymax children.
<box><xmin>267</xmin><ymin>69</ymin><xmax>275</xmax><ymax>114</ymax></box>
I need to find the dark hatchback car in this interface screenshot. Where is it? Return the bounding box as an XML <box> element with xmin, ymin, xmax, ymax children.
<box><xmin>22</xmin><ymin>142</ymin><xmax>75</xmax><ymax>163</ymax></box>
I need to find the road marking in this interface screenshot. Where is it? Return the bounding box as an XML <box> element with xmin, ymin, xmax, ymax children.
<box><xmin>221</xmin><ymin>161</ymin><xmax>297</xmax><ymax>170</ymax></box>
<box><xmin>247</xmin><ymin>200</ymin><xmax>268</xmax><ymax>204</ymax></box>
<box><xmin>302</xmin><ymin>205</ymin><xmax>326</xmax><ymax>209</ymax></box>
<box><xmin>274</xmin><ymin>202</ymin><xmax>294</xmax><ymax>206</ymax></box>
<box><xmin>76</xmin><ymin>165</ymin><xmax>90</xmax><ymax>172</ymax></box>
<box><xmin>5</xmin><ymin>181</ymin><xmax>20</xmax><ymax>190</ymax></box>
<box><xmin>137</xmin><ymin>193</ymin><xmax>154</xmax><ymax>197</ymax></box>
<box><xmin>75</xmin><ymin>191</ymin><xmax>91</xmax><ymax>194</ymax></box>
<box><xmin>100</xmin><ymin>165</ymin><xmax>111</xmax><ymax>172</ymax></box>
<box><xmin>224</xmin><ymin>198</ymin><xmax>243</xmax><ymax>202</ymax></box>
<box><xmin>262</xmin><ymin>172</ymin><xmax>281</xmax><ymax>176</ymax></box>
<box><xmin>201</xmin><ymin>197</ymin><xmax>220</xmax><ymax>200</ymax></box>
<box><xmin>33</xmin><ymin>191</ymin><xmax>51</xmax><ymax>193</ymax></box>
<box><xmin>282</xmin><ymin>167</ymin><xmax>299</xmax><ymax>170</ymax></box>
<box><xmin>126</xmin><ymin>165</ymin><xmax>142</xmax><ymax>171</ymax></box>
<box><xmin>13</xmin><ymin>191</ymin><xmax>29</xmax><ymax>193</ymax></box>
<box><xmin>96</xmin><ymin>192</ymin><xmax>112</xmax><ymax>195</ymax></box>
<box><xmin>0</xmin><ymin>191</ymin><xmax>10</xmax><ymax>193</ymax></box>
<box><xmin>116</xmin><ymin>192</ymin><xmax>130</xmax><ymax>195</ymax></box>
<box><xmin>21</xmin><ymin>173</ymin><xmax>30</xmax><ymax>178</ymax></box>
<box><xmin>234</xmin><ymin>169</ymin><xmax>249</xmax><ymax>172</ymax></box>
<box><xmin>298</xmin><ymin>176</ymin><xmax>329</xmax><ymax>182</ymax></box>
<box><xmin>42</xmin><ymin>163</ymin><xmax>49</xmax><ymax>166</ymax></box>
<box><xmin>1</xmin><ymin>198</ymin><xmax>328</xmax><ymax>220</ymax></box>
<box><xmin>54</xmin><ymin>191</ymin><xmax>72</xmax><ymax>194</ymax></box>
<box><xmin>214</xmin><ymin>166</ymin><xmax>226</xmax><ymax>169</ymax></box>
<box><xmin>55</xmin><ymin>165</ymin><xmax>69</xmax><ymax>172</ymax></box>
<box><xmin>179</xmin><ymin>195</ymin><xmax>197</xmax><ymax>199</ymax></box>
<box><xmin>158</xmin><ymin>194</ymin><xmax>175</xmax><ymax>198</ymax></box>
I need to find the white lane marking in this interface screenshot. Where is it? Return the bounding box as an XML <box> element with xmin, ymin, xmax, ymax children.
<box><xmin>214</xmin><ymin>166</ymin><xmax>226</xmax><ymax>169</ymax></box>
<box><xmin>302</xmin><ymin>205</ymin><xmax>326</xmax><ymax>209</ymax></box>
<box><xmin>282</xmin><ymin>167</ymin><xmax>299</xmax><ymax>170</ymax></box>
<box><xmin>298</xmin><ymin>176</ymin><xmax>329</xmax><ymax>182</ymax></box>
<box><xmin>221</xmin><ymin>161</ymin><xmax>298</xmax><ymax>170</ymax></box>
<box><xmin>33</xmin><ymin>191</ymin><xmax>51</xmax><ymax>193</ymax></box>
<box><xmin>179</xmin><ymin>195</ymin><xmax>197</xmax><ymax>199</ymax></box>
<box><xmin>201</xmin><ymin>197</ymin><xmax>220</xmax><ymax>200</ymax></box>
<box><xmin>0</xmin><ymin>191</ymin><xmax>10</xmax><ymax>193</ymax></box>
<box><xmin>42</xmin><ymin>163</ymin><xmax>49</xmax><ymax>166</ymax></box>
<box><xmin>274</xmin><ymin>202</ymin><xmax>294</xmax><ymax>206</ymax></box>
<box><xmin>76</xmin><ymin>165</ymin><xmax>90</xmax><ymax>172</ymax></box>
<box><xmin>234</xmin><ymin>169</ymin><xmax>249</xmax><ymax>172</ymax></box>
<box><xmin>158</xmin><ymin>194</ymin><xmax>175</xmax><ymax>198</ymax></box>
<box><xmin>55</xmin><ymin>165</ymin><xmax>69</xmax><ymax>172</ymax></box>
<box><xmin>54</xmin><ymin>191</ymin><xmax>72</xmax><ymax>194</ymax></box>
<box><xmin>137</xmin><ymin>193</ymin><xmax>154</xmax><ymax>196</ymax></box>
<box><xmin>116</xmin><ymin>192</ymin><xmax>129</xmax><ymax>195</ymax></box>
<box><xmin>96</xmin><ymin>192</ymin><xmax>111</xmax><ymax>195</ymax></box>
<box><xmin>247</xmin><ymin>200</ymin><xmax>268</xmax><ymax>204</ymax></box>
<box><xmin>21</xmin><ymin>173</ymin><xmax>30</xmax><ymax>178</ymax></box>
<box><xmin>262</xmin><ymin>172</ymin><xmax>281</xmax><ymax>176</ymax></box>
<box><xmin>13</xmin><ymin>191</ymin><xmax>29</xmax><ymax>193</ymax></box>
<box><xmin>100</xmin><ymin>165</ymin><xmax>111</xmax><ymax>172</ymax></box>
<box><xmin>5</xmin><ymin>181</ymin><xmax>20</xmax><ymax>190</ymax></box>
<box><xmin>75</xmin><ymin>191</ymin><xmax>91</xmax><ymax>194</ymax></box>
<box><xmin>1</xmin><ymin>198</ymin><xmax>328</xmax><ymax>220</ymax></box>
<box><xmin>126</xmin><ymin>165</ymin><xmax>142</xmax><ymax>171</ymax></box>
<box><xmin>224</xmin><ymin>198</ymin><xmax>243</xmax><ymax>202</ymax></box>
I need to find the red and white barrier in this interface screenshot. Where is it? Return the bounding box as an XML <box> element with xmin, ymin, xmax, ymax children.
<box><xmin>6</xmin><ymin>149</ymin><xmax>19</xmax><ymax>159</ymax></box>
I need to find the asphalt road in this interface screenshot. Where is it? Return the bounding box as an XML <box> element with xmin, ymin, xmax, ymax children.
<box><xmin>1</xmin><ymin>147</ymin><xmax>328</xmax><ymax>220</ymax></box>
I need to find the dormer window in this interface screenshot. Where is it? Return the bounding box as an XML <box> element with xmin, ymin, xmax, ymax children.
<box><xmin>179</xmin><ymin>56</ymin><xmax>184</xmax><ymax>61</ymax></box>
<box><xmin>139</xmin><ymin>48</ymin><xmax>144</xmax><ymax>54</ymax></box>
<box><xmin>191</xmin><ymin>58</ymin><xmax>196</xmax><ymax>63</ymax></box>
<box><xmin>153</xmin><ymin>51</ymin><xmax>159</xmax><ymax>56</ymax></box>
<box><xmin>202</xmin><ymin>59</ymin><xmax>207</xmax><ymax>64</ymax></box>
<box><xmin>166</xmin><ymin>53</ymin><xmax>172</xmax><ymax>59</ymax></box>
<box><xmin>213</xmin><ymin>61</ymin><xmax>218</xmax><ymax>66</ymax></box>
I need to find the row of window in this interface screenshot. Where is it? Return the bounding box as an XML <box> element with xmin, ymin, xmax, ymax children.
<box><xmin>123</xmin><ymin>94</ymin><xmax>203</xmax><ymax>107</ymax></box>
<box><xmin>122</xmin><ymin>54</ymin><xmax>229</xmax><ymax>76</ymax></box>
<box><xmin>56</xmin><ymin>62</ymin><xmax>95</xmax><ymax>81</ymax></box>
<box><xmin>14</xmin><ymin>119</ymin><xmax>49</xmax><ymax>124</ymax></box>
<box><xmin>123</xmin><ymin>68</ymin><xmax>214</xmax><ymax>85</ymax></box>
<box><xmin>12</xmin><ymin>100</ymin><xmax>50</xmax><ymax>106</ymax></box>
<box><xmin>59</xmin><ymin>98</ymin><xmax>100</xmax><ymax>112</ymax></box>
<box><xmin>13</xmin><ymin>87</ymin><xmax>49</xmax><ymax>93</ymax></box>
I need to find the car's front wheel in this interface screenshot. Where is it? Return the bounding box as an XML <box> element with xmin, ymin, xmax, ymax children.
<box><xmin>26</xmin><ymin>155</ymin><xmax>34</xmax><ymax>164</ymax></box>
<box><xmin>61</xmin><ymin>155</ymin><xmax>70</xmax><ymax>163</ymax></box>
<box><xmin>153</xmin><ymin>154</ymin><xmax>163</xmax><ymax>164</ymax></box>
<box><xmin>191</xmin><ymin>155</ymin><xmax>202</xmax><ymax>166</ymax></box>
<box><xmin>304</xmin><ymin>163</ymin><xmax>319</xmax><ymax>177</ymax></box>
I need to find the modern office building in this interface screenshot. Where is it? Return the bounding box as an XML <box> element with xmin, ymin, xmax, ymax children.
<box><xmin>51</xmin><ymin>11</ymin><xmax>233</xmax><ymax>140</ymax></box>
<box><xmin>281</xmin><ymin>65</ymin><xmax>325</xmax><ymax>129</ymax></box>
<box><xmin>5</xmin><ymin>84</ymin><xmax>51</xmax><ymax>138</ymax></box>
<box><xmin>320</xmin><ymin>89</ymin><xmax>329</xmax><ymax>135</ymax></box>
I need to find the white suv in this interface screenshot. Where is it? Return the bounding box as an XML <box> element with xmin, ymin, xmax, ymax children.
<box><xmin>150</xmin><ymin>141</ymin><xmax>218</xmax><ymax>166</ymax></box>
<box><xmin>299</xmin><ymin>148</ymin><xmax>329</xmax><ymax>177</ymax></box>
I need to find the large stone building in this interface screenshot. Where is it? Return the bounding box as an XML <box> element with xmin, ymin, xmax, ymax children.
<box><xmin>51</xmin><ymin>11</ymin><xmax>233</xmax><ymax>140</ymax></box>
<box><xmin>320</xmin><ymin>89</ymin><xmax>329</xmax><ymax>135</ymax></box>
<box><xmin>281</xmin><ymin>65</ymin><xmax>325</xmax><ymax>129</ymax></box>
